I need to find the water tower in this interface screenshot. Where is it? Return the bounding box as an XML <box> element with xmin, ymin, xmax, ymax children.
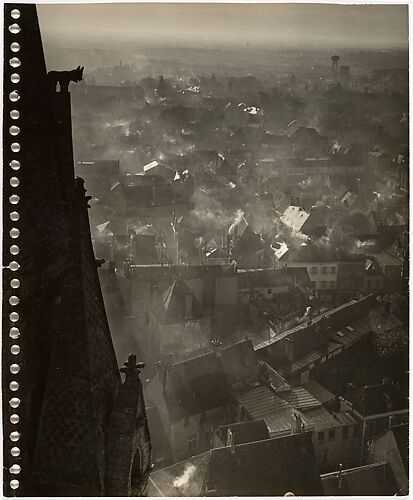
<box><xmin>331</xmin><ymin>55</ymin><xmax>340</xmax><ymax>75</ymax></box>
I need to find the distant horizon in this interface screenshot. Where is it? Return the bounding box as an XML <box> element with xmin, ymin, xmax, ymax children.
<box><xmin>38</xmin><ymin>3</ymin><xmax>409</xmax><ymax>52</ymax></box>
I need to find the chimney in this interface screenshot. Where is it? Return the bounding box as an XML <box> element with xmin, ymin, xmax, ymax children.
<box><xmin>211</xmin><ymin>338</ymin><xmax>223</xmax><ymax>357</ymax></box>
<box><xmin>338</xmin><ymin>463</ymin><xmax>343</xmax><ymax>490</ymax></box>
<box><xmin>291</xmin><ymin>413</ymin><xmax>297</xmax><ymax>434</ymax></box>
<box><xmin>226</xmin><ymin>234</ymin><xmax>232</xmax><ymax>254</ymax></box>
<box><xmin>291</xmin><ymin>412</ymin><xmax>304</xmax><ymax>434</ymax></box>
<box><xmin>284</xmin><ymin>337</ymin><xmax>294</xmax><ymax>363</ymax></box>
<box><xmin>227</xmin><ymin>428</ymin><xmax>236</xmax><ymax>454</ymax></box>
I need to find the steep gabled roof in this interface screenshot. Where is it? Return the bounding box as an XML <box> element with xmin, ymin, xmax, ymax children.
<box><xmin>149</xmin><ymin>432</ymin><xmax>322</xmax><ymax>496</ymax></box>
<box><xmin>232</xmin><ymin>225</ymin><xmax>263</xmax><ymax>256</ymax></box>
<box><xmin>148</xmin><ymin>451</ymin><xmax>211</xmax><ymax>496</ymax></box>
<box><xmin>155</xmin><ymin>280</ymin><xmax>205</xmax><ymax>325</ymax></box>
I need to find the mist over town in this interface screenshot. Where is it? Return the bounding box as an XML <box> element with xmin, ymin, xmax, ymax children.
<box><xmin>32</xmin><ymin>3</ymin><xmax>409</xmax><ymax>495</ymax></box>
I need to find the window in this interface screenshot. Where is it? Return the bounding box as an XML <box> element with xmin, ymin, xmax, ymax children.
<box><xmin>318</xmin><ymin>431</ymin><xmax>325</xmax><ymax>442</ymax></box>
<box><xmin>321</xmin><ymin>281</ymin><xmax>326</xmax><ymax>289</ymax></box>
<box><xmin>342</xmin><ymin>426</ymin><xmax>349</xmax><ymax>439</ymax></box>
<box><xmin>322</xmin><ymin>266</ymin><xmax>327</xmax><ymax>274</ymax></box>
<box><xmin>328</xmin><ymin>429</ymin><xmax>336</xmax><ymax>441</ymax></box>
<box><xmin>267</xmin><ymin>288</ymin><xmax>272</xmax><ymax>295</ymax></box>
<box><xmin>331</xmin><ymin>267</ymin><xmax>336</xmax><ymax>274</ymax></box>
<box><xmin>311</xmin><ymin>267</ymin><xmax>318</xmax><ymax>274</ymax></box>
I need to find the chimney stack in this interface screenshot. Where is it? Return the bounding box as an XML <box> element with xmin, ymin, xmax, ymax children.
<box><xmin>338</xmin><ymin>463</ymin><xmax>343</xmax><ymax>490</ymax></box>
<box><xmin>211</xmin><ymin>338</ymin><xmax>223</xmax><ymax>358</ymax></box>
<box><xmin>227</xmin><ymin>428</ymin><xmax>236</xmax><ymax>454</ymax></box>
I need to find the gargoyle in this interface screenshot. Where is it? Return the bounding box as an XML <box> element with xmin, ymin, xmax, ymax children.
<box><xmin>48</xmin><ymin>65</ymin><xmax>84</xmax><ymax>93</ymax></box>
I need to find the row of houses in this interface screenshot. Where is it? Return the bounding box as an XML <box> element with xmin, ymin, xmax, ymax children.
<box><xmin>147</xmin><ymin>425</ymin><xmax>408</xmax><ymax>496</ymax></box>
<box><xmin>140</xmin><ymin>293</ymin><xmax>407</xmax><ymax>473</ymax></box>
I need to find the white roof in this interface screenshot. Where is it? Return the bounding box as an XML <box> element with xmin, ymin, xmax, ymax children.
<box><xmin>281</xmin><ymin>206</ymin><xmax>310</xmax><ymax>232</ymax></box>
<box><xmin>143</xmin><ymin>160</ymin><xmax>159</xmax><ymax>172</ymax></box>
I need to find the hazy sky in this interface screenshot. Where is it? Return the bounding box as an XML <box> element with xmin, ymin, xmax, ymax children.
<box><xmin>38</xmin><ymin>2</ymin><xmax>409</xmax><ymax>49</ymax></box>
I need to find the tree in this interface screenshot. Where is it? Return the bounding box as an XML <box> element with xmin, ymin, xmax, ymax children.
<box><xmin>373</xmin><ymin>325</ymin><xmax>408</xmax><ymax>359</ymax></box>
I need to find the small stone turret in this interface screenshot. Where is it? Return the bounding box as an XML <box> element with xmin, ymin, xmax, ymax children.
<box><xmin>105</xmin><ymin>354</ymin><xmax>152</xmax><ymax>496</ymax></box>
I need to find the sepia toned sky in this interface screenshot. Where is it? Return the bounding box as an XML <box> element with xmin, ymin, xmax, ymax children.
<box><xmin>37</xmin><ymin>2</ymin><xmax>409</xmax><ymax>49</ymax></box>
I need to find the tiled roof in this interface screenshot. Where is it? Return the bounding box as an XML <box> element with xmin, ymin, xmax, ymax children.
<box><xmin>278</xmin><ymin>387</ymin><xmax>322</xmax><ymax>411</ymax></box>
<box><xmin>255</xmin><ymin>295</ymin><xmax>375</xmax><ymax>353</ymax></box>
<box><xmin>330</xmin><ymin>315</ymin><xmax>371</xmax><ymax>347</ymax></box>
<box><xmin>321</xmin><ymin>462</ymin><xmax>396</xmax><ymax>496</ymax></box>
<box><xmin>236</xmin><ymin>385</ymin><xmax>291</xmax><ymax>419</ymax></box>
<box><xmin>204</xmin><ymin>433</ymin><xmax>323</xmax><ymax>496</ymax></box>
<box><xmin>334</xmin><ymin>411</ymin><xmax>357</xmax><ymax>426</ymax></box>
<box><xmin>149</xmin><ymin>433</ymin><xmax>323</xmax><ymax>496</ymax></box>
<box><xmin>303</xmin><ymin>406</ymin><xmax>341</xmax><ymax>430</ymax></box>
<box><xmin>235</xmin><ymin>385</ymin><xmax>310</xmax><ymax>436</ymax></box>
<box><xmin>303</xmin><ymin>380</ymin><xmax>336</xmax><ymax>404</ymax></box>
